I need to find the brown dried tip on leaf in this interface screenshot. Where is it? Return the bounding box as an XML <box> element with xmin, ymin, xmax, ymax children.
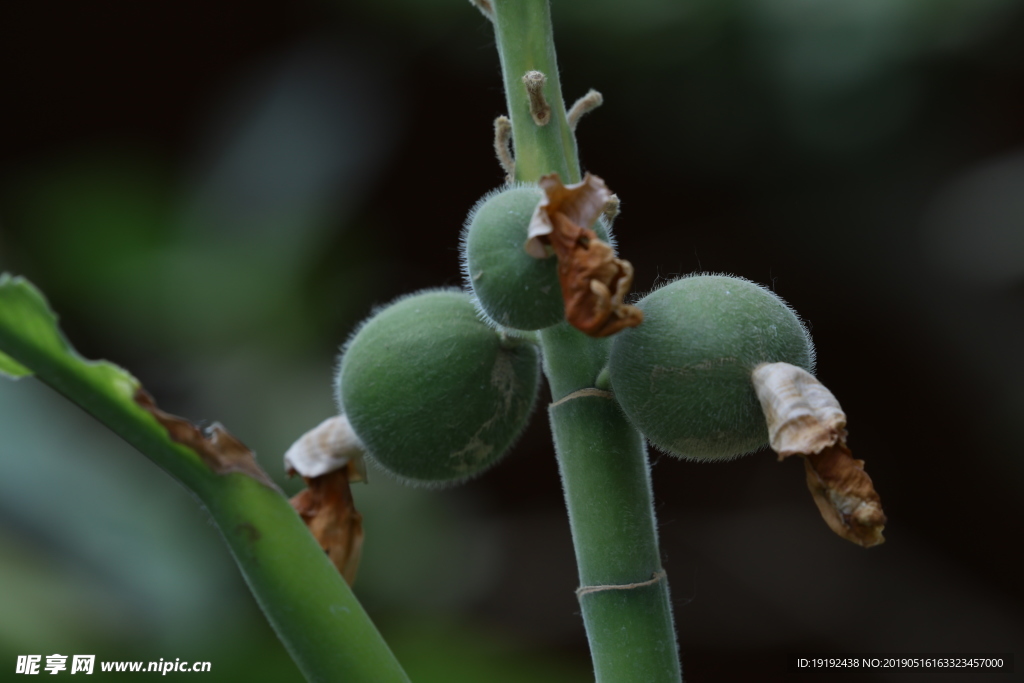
<box><xmin>290</xmin><ymin>464</ymin><xmax>364</xmax><ymax>586</ymax></box>
<box><xmin>526</xmin><ymin>173</ymin><xmax>643</xmax><ymax>337</ymax></box>
<box><xmin>752</xmin><ymin>362</ymin><xmax>886</xmax><ymax>548</ymax></box>
<box><xmin>134</xmin><ymin>388</ymin><xmax>278</xmax><ymax>491</ymax></box>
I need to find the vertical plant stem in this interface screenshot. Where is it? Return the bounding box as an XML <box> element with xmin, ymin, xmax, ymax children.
<box><xmin>492</xmin><ymin>0</ymin><xmax>579</xmax><ymax>184</ymax></box>
<box><xmin>490</xmin><ymin>2</ymin><xmax>683</xmax><ymax>681</ymax></box>
<box><xmin>549</xmin><ymin>396</ymin><xmax>680</xmax><ymax>682</ymax></box>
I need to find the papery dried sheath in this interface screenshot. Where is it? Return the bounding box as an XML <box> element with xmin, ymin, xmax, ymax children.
<box><xmin>290</xmin><ymin>465</ymin><xmax>364</xmax><ymax>586</ymax></box>
<box><xmin>752</xmin><ymin>362</ymin><xmax>886</xmax><ymax>548</ymax></box>
<box><xmin>284</xmin><ymin>415</ymin><xmax>367</xmax><ymax>584</ymax></box>
<box><xmin>527</xmin><ymin>173</ymin><xmax>643</xmax><ymax>337</ymax></box>
<box><xmin>284</xmin><ymin>414</ymin><xmax>367</xmax><ymax>481</ymax></box>
<box><xmin>754</xmin><ymin>363</ymin><xmax>846</xmax><ymax>457</ymax></box>
<box><xmin>526</xmin><ymin>173</ymin><xmax>610</xmax><ymax>257</ymax></box>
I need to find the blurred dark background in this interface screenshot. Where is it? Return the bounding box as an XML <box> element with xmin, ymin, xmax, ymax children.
<box><xmin>2</xmin><ymin>0</ymin><xmax>1023</xmax><ymax>681</ymax></box>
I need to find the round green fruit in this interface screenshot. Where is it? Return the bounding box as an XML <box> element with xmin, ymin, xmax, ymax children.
<box><xmin>461</xmin><ymin>185</ymin><xmax>612</xmax><ymax>331</ymax></box>
<box><xmin>608</xmin><ymin>274</ymin><xmax>814</xmax><ymax>461</ymax></box>
<box><xmin>337</xmin><ymin>289</ymin><xmax>540</xmax><ymax>485</ymax></box>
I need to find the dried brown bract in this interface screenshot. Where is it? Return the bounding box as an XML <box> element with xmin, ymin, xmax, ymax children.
<box><xmin>803</xmin><ymin>442</ymin><xmax>886</xmax><ymax>548</ymax></box>
<box><xmin>284</xmin><ymin>415</ymin><xmax>367</xmax><ymax>584</ymax></box>
<box><xmin>134</xmin><ymin>388</ymin><xmax>278</xmax><ymax>490</ymax></box>
<box><xmin>283</xmin><ymin>415</ymin><xmax>367</xmax><ymax>481</ymax></box>
<box><xmin>289</xmin><ymin>464</ymin><xmax>364</xmax><ymax>586</ymax></box>
<box><xmin>752</xmin><ymin>362</ymin><xmax>886</xmax><ymax>548</ymax></box>
<box><xmin>527</xmin><ymin>173</ymin><xmax>643</xmax><ymax>337</ymax></box>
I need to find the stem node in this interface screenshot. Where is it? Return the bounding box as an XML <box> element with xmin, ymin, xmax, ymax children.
<box><xmin>576</xmin><ymin>570</ymin><xmax>667</xmax><ymax>599</ymax></box>
<box><xmin>522</xmin><ymin>70</ymin><xmax>552</xmax><ymax>126</ymax></box>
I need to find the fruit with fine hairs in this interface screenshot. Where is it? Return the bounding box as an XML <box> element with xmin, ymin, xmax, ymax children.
<box><xmin>462</xmin><ymin>184</ymin><xmax>611</xmax><ymax>331</ymax></box>
<box><xmin>337</xmin><ymin>289</ymin><xmax>540</xmax><ymax>485</ymax></box>
<box><xmin>608</xmin><ymin>274</ymin><xmax>814</xmax><ymax>460</ymax></box>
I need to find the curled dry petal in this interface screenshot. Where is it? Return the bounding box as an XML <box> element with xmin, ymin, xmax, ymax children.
<box><xmin>290</xmin><ymin>464</ymin><xmax>364</xmax><ymax>586</ymax></box>
<box><xmin>526</xmin><ymin>173</ymin><xmax>608</xmax><ymax>256</ymax></box>
<box><xmin>755</xmin><ymin>362</ymin><xmax>846</xmax><ymax>457</ymax></box>
<box><xmin>752</xmin><ymin>362</ymin><xmax>886</xmax><ymax>548</ymax></box>
<box><xmin>804</xmin><ymin>443</ymin><xmax>887</xmax><ymax>549</ymax></box>
<box><xmin>283</xmin><ymin>414</ymin><xmax>367</xmax><ymax>481</ymax></box>
<box><xmin>526</xmin><ymin>173</ymin><xmax>643</xmax><ymax>337</ymax></box>
<box><xmin>284</xmin><ymin>415</ymin><xmax>367</xmax><ymax>583</ymax></box>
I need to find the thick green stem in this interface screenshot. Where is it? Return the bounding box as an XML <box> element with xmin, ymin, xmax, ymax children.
<box><xmin>0</xmin><ymin>275</ymin><xmax>409</xmax><ymax>683</ymax></box>
<box><xmin>490</xmin><ymin>2</ymin><xmax>683</xmax><ymax>681</ymax></box>
<box><xmin>550</xmin><ymin>396</ymin><xmax>680</xmax><ymax>682</ymax></box>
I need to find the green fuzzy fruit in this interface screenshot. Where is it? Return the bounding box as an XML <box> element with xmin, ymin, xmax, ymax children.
<box><xmin>461</xmin><ymin>185</ymin><xmax>612</xmax><ymax>331</ymax></box>
<box><xmin>608</xmin><ymin>274</ymin><xmax>814</xmax><ymax>461</ymax></box>
<box><xmin>337</xmin><ymin>289</ymin><xmax>540</xmax><ymax>486</ymax></box>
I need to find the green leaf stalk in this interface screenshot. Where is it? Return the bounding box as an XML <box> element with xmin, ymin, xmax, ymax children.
<box><xmin>0</xmin><ymin>274</ymin><xmax>409</xmax><ymax>683</ymax></box>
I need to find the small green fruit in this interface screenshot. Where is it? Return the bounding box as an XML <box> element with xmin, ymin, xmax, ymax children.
<box><xmin>337</xmin><ymin>289</ymin><xmax>540</xmax><ymax>485</ymax></box>
<box><xmin>461</xmin><ymin>185</ymin><xmax>612</xmax><ymax>331</ymax></box>
<box><xmin>608</xmin><ymin>274</ymin><xmax>814</xmax><ymax>460</ymax></box>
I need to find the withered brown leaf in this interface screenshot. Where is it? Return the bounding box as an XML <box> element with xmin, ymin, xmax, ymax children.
<box><xmin>804</xmin><ymin>443</ymin><xmax>886</xmax><ymax>548</ymax></box>
<box><xmin>752</xmin><ymin>362</ymin><xmax>886</xmax><ymax>548</ymax></box>
<box><xmin>289</xmin><ymin>464</ymin><xmax>364</xmax><ymax>586</ymax></box>
<box><xmin>527</xmin><ymin>173</ymin><xmax>643</xmax><ymax>337</ymax></box>
<box><xmin>134</xmin><ymin>388</ymin><xmax>278</xmax><ymax>491</ymax></box>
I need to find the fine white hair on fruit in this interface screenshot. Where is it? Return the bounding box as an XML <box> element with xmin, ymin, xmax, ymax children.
<box><xmin>636</xmin><ymin>271</ymin><xmax>816</xmax><ymax>373</ymax></box>
<box><xmin>334</xmin><ymin>288</ymin><xmax>541</xmax><ymax>487</ymax></box>
<box><xmin>459</xmin><ymin>183</ymin><xmax>540</xmax><ymax>282</ymax></box>
<box><xmin>333</xmin><ymin>286</ymin><xmax>465</xmax><ymax>412</ymax></box>
<box><xmin>609</xmin><ymin>273</ymin><xmax>817</xmax><ymax>461</ymax></box>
